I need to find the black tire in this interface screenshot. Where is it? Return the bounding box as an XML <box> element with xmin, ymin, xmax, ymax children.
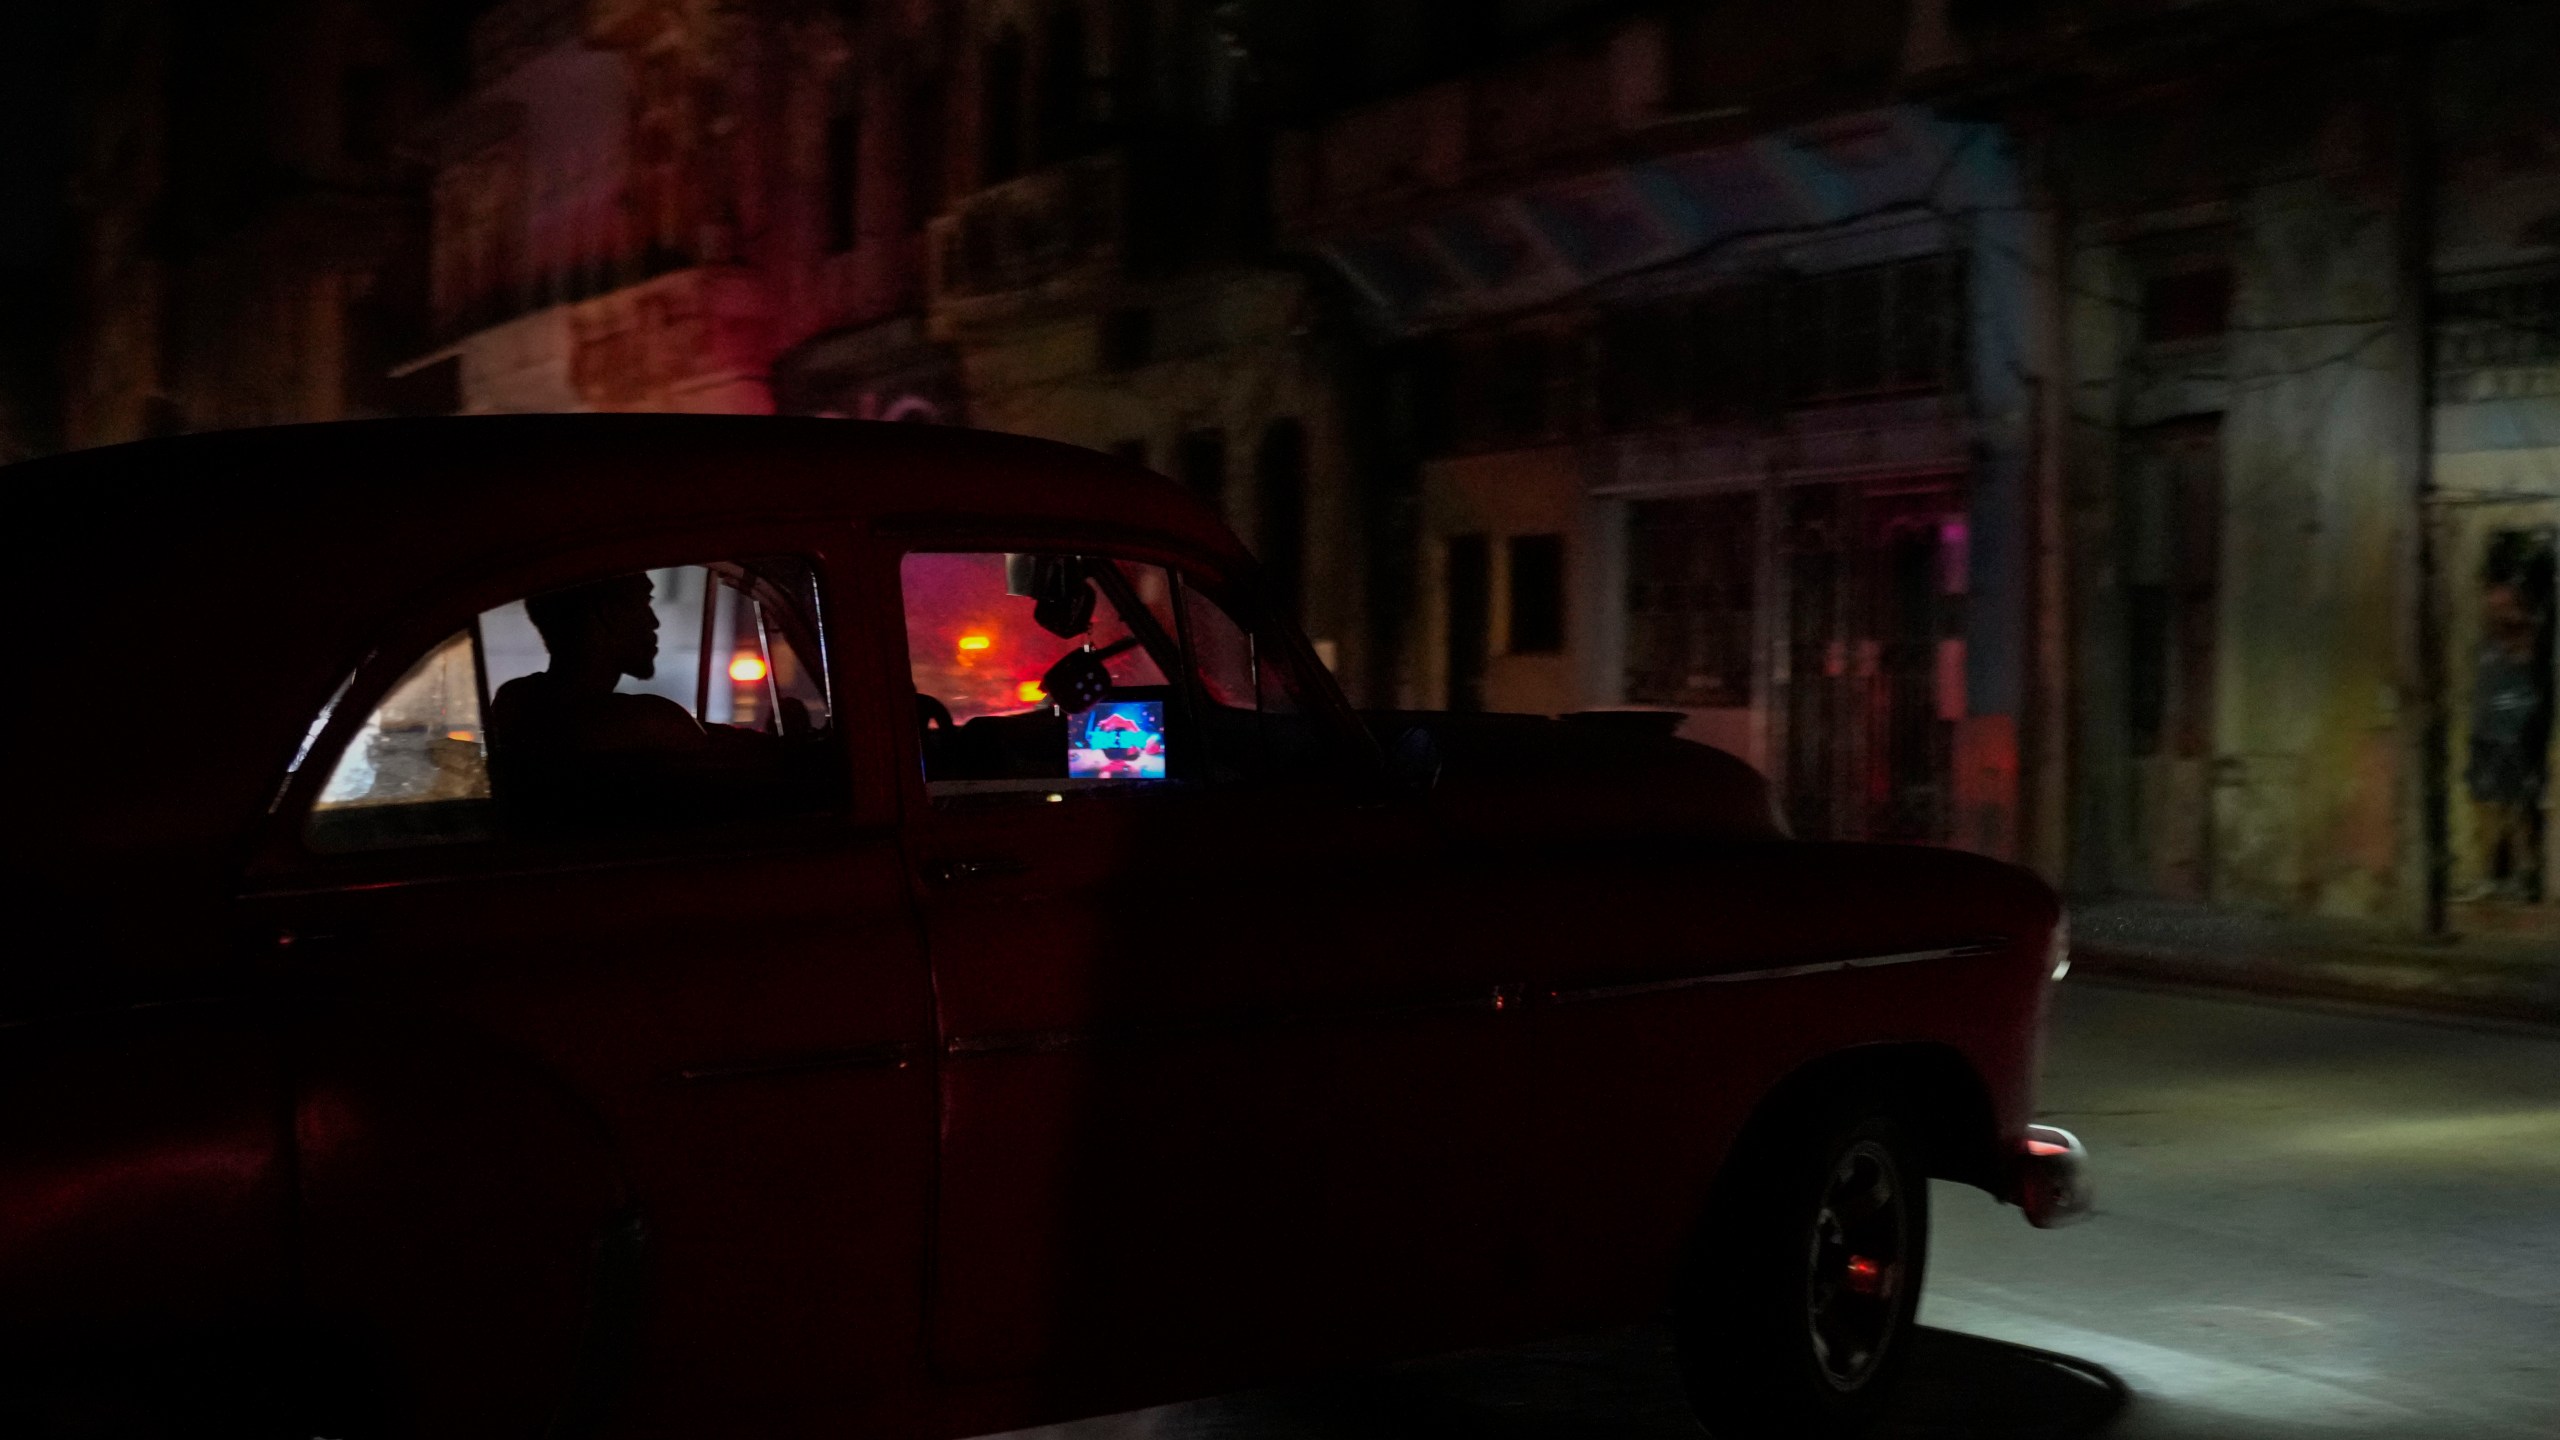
<box><xmin>1671</xmin><ymin>1105</ymin><xmax>1929</xmax><ymax>1440</ymax></box>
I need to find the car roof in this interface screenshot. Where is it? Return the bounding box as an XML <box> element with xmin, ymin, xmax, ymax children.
<box><xmin>7</xmin><ymin>413</ymin><xmax>1244</xmax><ymax>565</ymax></box>
<box><xmin>2</xmin><ymin>416</ymin><xmax>1253</xmax><ymax>874</ymax></box>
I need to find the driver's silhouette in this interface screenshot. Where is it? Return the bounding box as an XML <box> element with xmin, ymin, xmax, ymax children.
<box><xmin>488</xmin><ymin>573</ymin><xmax>758</xmax><ymax>826</ymax></box>
<box><xmin>489</xmin><ymin>574</ymin><xmax>707</xmax><ymax>761</ymax></box>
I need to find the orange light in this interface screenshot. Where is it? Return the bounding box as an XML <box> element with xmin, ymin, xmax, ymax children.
<box><xmin>445</xmin><ymin>729</ymin><xmax>476</xmax><ymax>742</ymax></box>
<box><xmin>728</xmin><ymin>652</ymin><xmax>769</xmax><ymax>683</ymax></box>
<box><xmin>957</xmin><ymin>634</ymin><xmax>992</xmax><ymax>652</ymax></box>
<box><xmin>1016</xmin><ymin>680</ymin><xmax>1047</xmax><ymax>704</ymax></box>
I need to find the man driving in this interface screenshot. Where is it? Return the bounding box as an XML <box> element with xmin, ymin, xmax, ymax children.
<box><xmin>488</xmin><ymin>572</ymin><xmax>793</xmax><ymax>827</ymax></box>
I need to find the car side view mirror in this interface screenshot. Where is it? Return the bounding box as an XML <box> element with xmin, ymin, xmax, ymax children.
<box><xmin>1008</xmin><ymin>553</ymin><xmax>1097</xmax><ymax>638</ymax></box>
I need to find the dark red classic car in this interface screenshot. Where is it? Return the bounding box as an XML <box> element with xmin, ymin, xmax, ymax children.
<box><xmin>1</xmin><ymin>416</ymin><xmax>2087</xmax><ymax>1440</ymax></box>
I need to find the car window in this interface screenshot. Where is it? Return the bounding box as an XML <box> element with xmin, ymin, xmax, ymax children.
<box><xmin>1179</xmin><ymin>582</ymin><xmax>1337</xmax><ymax>780</ymax></box>
<box><xmin>306</xmin><ymin>557</ymin><xmax>839</xmax><ymax>853</ymax></box>
<box><xmin>311</xmin><ymin>630</ymin><xmax>492</xmax><ymax>844</ymax></box>
<box><xmin>903</xmin><ymin>551</ymin><xmax>1179</xmax><ymax>795</ymax></box>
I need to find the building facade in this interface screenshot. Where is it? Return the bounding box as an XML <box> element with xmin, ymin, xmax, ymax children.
<box><xmin>390</xmin><ymin>0</ymin><xmax>1377</xmax><ymax>687</ymax></box>
<box><xmin>919</xmin><ymin>0</ymin><xmax>1372</xmax><ymax>682</ymax></box>
<box><xmin>62</xmin><ymin>0</ymin><xmax>2560</xmax><ymax>939</ymax></box>
<box><xmin>1279</xmin><ymin>3</ymin><xmax>2060</xmax><ymax>861</ymax></box>
<box><xmin>68</xmin><ymin>0</ymin><xmax>460</xmax><ymax>448</ymax></box>
<box><xmin>1997</xmin><ymin>0</ymin><xmax>2560</xmax><ymax>934</ymax></box>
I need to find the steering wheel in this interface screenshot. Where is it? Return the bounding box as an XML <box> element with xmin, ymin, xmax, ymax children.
<box><xmin>914</xmin><ymin>692</ymin><xmax>955</xmax><ymax>733</ymax></box>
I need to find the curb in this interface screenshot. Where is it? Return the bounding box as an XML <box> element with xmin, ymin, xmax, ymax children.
<box><xmin>2073</xmin><ymin>946</ymin><xmax>2560</xmax><ymax>1032</ymax></box>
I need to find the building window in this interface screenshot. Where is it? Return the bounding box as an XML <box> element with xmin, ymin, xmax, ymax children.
<box><xmin>824</xmin><ymin>77</ymin><xmax>862</xmax><ymax>254</ymax></box>
<box><xmin>1446</xmin><ymin>535</ymin><xmax>1491</xmax><ymax>711</ymax></box>
<box><xmin>1108</xmin><ymin>0</ymin><xmax>1155</xmax><ymax>132</ymax></box>
<box><xmin>1888</xmin><ymin>254</ymin><xmax>1959</xmax><ymax>389</ymax></box>
<box><xmin>1178</xmin><ymin>428</ymin><xmax>1227</xmax><ymax>513</ymax></box>
<box><xmin>1694</xmin><ymin>284</ymin><xmax>1780</xmax><ymax>421</ymax></box>
<box><xmin>2438</xmin><ymin>271</ymin><xmax>2560</xmax><ymax>390</ymax></box>
<box><xmin>1507</xmin><ymin>534</ymin><xmax>1566</xmax><ymax>655</ymax></box>
<box><xmin>1472</xmin><ymin>330</ymin><xmax>1561</xmax><ymax>446</ymax></box>
<box><xmin>1597</xmin><ymin>306</ymin><xmax>1688</xmax><ymax>431</ymax></box>
<box><xmin>1255</xmin><ymin>419</ymin><xmax>1307</xmax><ymax>621</ymax></box>
<box><xmin>906</xmin><ymin>67</ymin><xmax>948</xmax><ymax>231</ymax></box>
<box><xmin>1099</xmin><ymin>307</ymin><xmax>1153</xmax><ymax>371</ymax></box>
<box><xmin>1829</xmin><ymin>263</ymin><xmax>1887</xmax><ymax>395</ymax></box>
<box><xmin>2122</xmin><ymin>418</ymin><xmax>2220</xmax><ymax>759</ymax></box>
<box><xmin>2140</xmin><ymin>266</ymin><xmax>2233</xmax><ymax>344</ymax></box>
<box><xmin>1774</xmin><ymin>256</ymin><xmax>1962</xmax><ymax>405</ymax></box>
<box><xmin>980</xmin><ymin>28</ymin><xmax>1027</xmax><ymax>185</ymax></box>
<box><xmin>1437</xmin><ymin>255</ymin><xmax>1967</xmax><ymax>455</ymax></box>
<box><xmin>1035</xmin><ymin>0</ymin><xmax>1091</xmax><ymax>166</ymax></box>
<box><xmin>340</xmin><ymin>65</ymin><xmax>394</xmax><ymax>166</ymax></box>
<box><xmin>1625</xmin><ymin>496</ymin><xmax>1757</xmax><ymax>707</ymax></box>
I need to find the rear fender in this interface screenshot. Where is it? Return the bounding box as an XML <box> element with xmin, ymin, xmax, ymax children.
<box><xmin>0</xmin><ymin>999</ymin><xmax>294</xmax><ymax>1411</ymax></box>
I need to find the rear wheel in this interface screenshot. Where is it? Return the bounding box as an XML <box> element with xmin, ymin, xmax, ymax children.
<box><xmin>1672</xmin><ymin>1108</ymin><xmax>1928</xmax><ymax>1440</ymax></box>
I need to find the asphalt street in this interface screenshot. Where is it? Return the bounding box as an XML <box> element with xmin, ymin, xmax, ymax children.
<box><xmin>988</xmin><ymin>983</ymin><xmax>2560</xmax><ymax>1439</ymax></box>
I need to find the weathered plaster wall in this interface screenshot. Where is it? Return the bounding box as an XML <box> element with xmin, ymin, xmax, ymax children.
<box><xmin>2213</xmin><ymin>174</ymin><xmax>2414</xmax><ymax>919</ymax></box>
<box><xmin>2063</xmin><ymin>230</ymin><xmax>2133</xmax><ymax>896</ymax></box>
<box><xmin>2059</xmin><ymin>56</ymin><xmax>2427</xmax><ymax>922</ymax></box>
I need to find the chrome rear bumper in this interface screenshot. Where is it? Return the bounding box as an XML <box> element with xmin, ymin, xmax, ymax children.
<box><xmin>2017</xmin><ymin>1124</ymin><xmax>2094</xmax><ymax>1228</ymax></box>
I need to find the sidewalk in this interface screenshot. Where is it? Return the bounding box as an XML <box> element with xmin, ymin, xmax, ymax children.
<box><xmin>2069</xmin><ymin>898</ymin><xmax>2560</xmax><ymax>1029</ymax></box>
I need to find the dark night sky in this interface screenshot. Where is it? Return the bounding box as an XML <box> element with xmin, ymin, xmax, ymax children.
<box><xmin>0</xmin><ymin>7</ymin><xmax>85</xmax><ymax>271</ymax></box>
<box><xmin>0</xmin><ymin>6</ymin><xmax>88</xmax><ymax>456</ymax></box>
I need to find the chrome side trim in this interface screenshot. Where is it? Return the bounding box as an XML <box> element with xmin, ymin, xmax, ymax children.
<box><xmin>940</xmin><ymin>941</ymin><xmax>2004</xmax><ymax>1058</ymax></box>
<box><xmin>1547</xmin><ymin>940</ymin><xmax>2005</xmax><ymax>1006</ymax></box>
<box><xmin>674</xmin><ymin>1041</ymin><xmax>921</xmax><ymax>1084</ymax></box>
<box><xmin>945</xmin><ymin>986</ymin><xmax>1511</xmax><ymax>1059</ymax></box>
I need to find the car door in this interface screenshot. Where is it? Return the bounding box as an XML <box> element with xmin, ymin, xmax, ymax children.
<box><xmin>237</xmin><ymin>529</ymin><xmax>937</xmax><ymax>1440</ymax></box>
<box><xmin>884</xmin><ymin>537</ymin><xmax>1532</xmax><ymax>1419</ymax></box>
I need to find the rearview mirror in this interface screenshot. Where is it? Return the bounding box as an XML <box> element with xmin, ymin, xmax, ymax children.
<box><xmin>1006</xmin><ymin>553</ymin><xmax>1097</xmax><ymax>638</ymax></box>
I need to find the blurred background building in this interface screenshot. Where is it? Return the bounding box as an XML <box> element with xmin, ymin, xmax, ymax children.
<box><xmin>27</xmin><ymin>0</ymin><xmax>2560</xmax><ymax>948</ymax></box>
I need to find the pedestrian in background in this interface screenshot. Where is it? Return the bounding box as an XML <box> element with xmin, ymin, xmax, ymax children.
<box><xmin>2464</xmin><ymin>581</ymin><xmax>2551</xmax><ymax>902</ymax></box>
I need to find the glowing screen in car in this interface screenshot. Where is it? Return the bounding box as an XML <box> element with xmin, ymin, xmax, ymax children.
<box><xmin>1068</xmin><ymin>700</ymin><xmax>1167</xmax><ymax>780</ymax></box>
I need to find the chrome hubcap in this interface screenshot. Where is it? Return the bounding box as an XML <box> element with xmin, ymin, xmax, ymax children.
<box><xmin>1805</xmin><ymin>1138</ymin><xmax>1908</xmax><ymax>1391</ymax></box>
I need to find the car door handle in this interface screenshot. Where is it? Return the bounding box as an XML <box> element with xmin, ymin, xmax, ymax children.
<box><xmin>930</xmin><ymin>856</ymin><xmax>1030</xmax><ymax>884</ymax></box>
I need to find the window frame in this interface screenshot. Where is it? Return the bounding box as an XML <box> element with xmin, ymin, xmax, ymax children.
<box><xmin>246</xmin><ymin>519</ymin><xmax>888</xmax><ymax>888</ymax></box>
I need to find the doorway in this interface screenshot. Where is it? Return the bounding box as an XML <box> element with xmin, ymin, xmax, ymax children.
<box><xmin>2119</xmin><ymin>418</ymin><xmax>2221</xmax><ymax>898</ymax></box>
<box><xmin>1781</xmin><ymin>479</ymin><xmax>1965</xmax><ymax>843</ymax></box>
<box><xmin>2460</xmin><ymin>526</ymin><xmax>2555</xmax><ymax>908</ymax></box>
